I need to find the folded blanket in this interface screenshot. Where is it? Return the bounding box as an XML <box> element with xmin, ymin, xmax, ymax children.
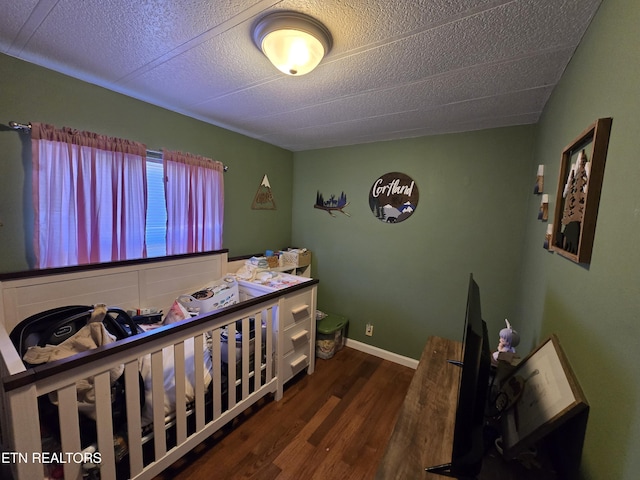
<box><xmin>23</xmin><ymin>317</ymin><xmax>124</xmax><ymax>420</ymax></box>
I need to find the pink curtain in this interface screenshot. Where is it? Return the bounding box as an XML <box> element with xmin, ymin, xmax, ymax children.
<box><xmin>32</xmin><ymin>122</ymin><xmax>148</xmax><ymax>268</ymax></box>
<box><xmin>163</xmin><ymin>149</ymin><xmax>224</xmax><ymax>255</ymax></box>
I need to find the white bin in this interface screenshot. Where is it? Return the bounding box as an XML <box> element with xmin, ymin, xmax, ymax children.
<box><xmin>178</xmin><ymin>276</ymin><xmax>239</xmax><ymax>315</ymax></box>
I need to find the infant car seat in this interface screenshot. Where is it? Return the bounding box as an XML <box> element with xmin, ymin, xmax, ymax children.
<box><xmin>9</xmin><ymin>305</ymin><xmax>144</xmax><ymax>447</ymax></box>
<box><xmin>10</xmin><ymin>305</ymin><xmax>140</xmax><ymax>361</ymax></box>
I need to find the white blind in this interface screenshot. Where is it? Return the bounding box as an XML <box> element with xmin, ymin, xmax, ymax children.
<box><xmin>145</xmin><ymin>152</ymin><xmax>167</xmax><ymax>257</ymax></box>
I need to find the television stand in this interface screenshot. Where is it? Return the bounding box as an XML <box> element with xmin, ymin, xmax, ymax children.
<box><xmin>375</xmin><ymin>336</ymin><xmax>558</xmax><ymax>480</ymax></box>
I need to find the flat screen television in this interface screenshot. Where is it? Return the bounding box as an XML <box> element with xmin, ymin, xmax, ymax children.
<box><xmin>426</xmin><ymin>273</ymin><xmax>492</xmax><ymax>478</ymax></box>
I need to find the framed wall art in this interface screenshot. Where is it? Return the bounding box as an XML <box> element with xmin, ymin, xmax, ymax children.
<box><xmin>550</xmin><ymin>118</ymin><xmax>612</xmax><ymax>264</ymax></box>
<box><xmin>501</xmin><ymin>335</ymin><xmax>588</xmax><ymax>460</ymax></box>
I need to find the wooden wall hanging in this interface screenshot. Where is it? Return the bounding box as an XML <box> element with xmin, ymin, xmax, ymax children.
<box><xmin>369</xmin><ymin>172</ymin><xmax>419</xmax><ymax>223</ymax></box>
<box><xmin>534</xmin><ymin>164</ymin><xmax>544</xmax><ymax>194</ymax></box>
<box><xmin>550</xmin><ymin>118</ymin><xmax>612</xmax><ymax>264</ymax></box>
<box><xmin>251</xmin><ymin>174</ymin><xmax>276</xmax><ymax>210</ymax></box>
<box><xmin>314</xmin><ymin>191</ymin><xmax>350</xmax><ymax>216</ymax></box>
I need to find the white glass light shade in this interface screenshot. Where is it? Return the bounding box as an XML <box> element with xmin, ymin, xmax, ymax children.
<box><xmin>261</xmin><ymin>29</ymin><xmax>325</xmax><ymax>76</ymax></box>
<box><xmin>252</xmin><ymin>12</ymin><xmax>332</xmax><ymax>76</ymax></box>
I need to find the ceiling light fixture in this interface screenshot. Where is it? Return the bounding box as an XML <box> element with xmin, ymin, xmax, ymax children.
<box><xmin>252</xmin><ymin>11</ymin><xmax>332</xmax><ymax>76</ymax></box>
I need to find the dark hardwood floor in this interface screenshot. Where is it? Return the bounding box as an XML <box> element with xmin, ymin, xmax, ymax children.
<box><xmin>153</xmin><ymin>347</ymin><xmax>414</xmax><ymax>480</ymax></box>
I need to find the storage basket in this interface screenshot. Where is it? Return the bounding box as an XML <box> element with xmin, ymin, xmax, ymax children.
<box><xmin>316</xmin><ymin>313</ymin><xmax>348</xmax><ymax>360</ymax></box>
<box><xmin>282</xmin><ymin>249</ymin><xmax>311</xmax><ymax>267</ymax></box>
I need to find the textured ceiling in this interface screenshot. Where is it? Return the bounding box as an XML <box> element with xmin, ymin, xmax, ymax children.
<box><xmin>0</xmin><ymin>0</ymin><xmax>602</xmax><ymax>152</ymax></box>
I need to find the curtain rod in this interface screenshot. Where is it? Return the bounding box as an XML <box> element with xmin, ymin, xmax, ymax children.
<box><xmin>147</xmin><ymin>149</ymin><xmax>228</xmax><ymax>172</ymax></box>
<box><xmin>9</xmin><ymin>121</ymin><xmax>31</xmax><ymax>132</ymax></box>
<box><xmin>9</xmin><ymin>121</ymin><xmax>228</xmax><ymax>171</ymax></box>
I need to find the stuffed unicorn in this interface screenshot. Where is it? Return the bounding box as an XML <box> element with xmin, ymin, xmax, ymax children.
<box><xmin>493</xmin><ymin>319</ymin><xmax>520</xmax><ymax>363</ymax></box>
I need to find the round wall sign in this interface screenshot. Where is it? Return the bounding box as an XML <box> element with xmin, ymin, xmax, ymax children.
<box><xmin>369</xmin><ymin>172</ymin><xmax>419</xmax><ymax>223</ymax></box>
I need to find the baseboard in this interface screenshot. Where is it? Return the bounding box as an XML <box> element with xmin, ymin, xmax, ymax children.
<box><xmin>344</xmin><ymin>338</ymin><xmax>419</xmax><ymax>369</ymax></box>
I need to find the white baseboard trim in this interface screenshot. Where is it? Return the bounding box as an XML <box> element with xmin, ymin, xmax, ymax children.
<box><xmin>344</xmin><ymin>338</ymin><xmax>419</xmax><ymax>369</ymax></box>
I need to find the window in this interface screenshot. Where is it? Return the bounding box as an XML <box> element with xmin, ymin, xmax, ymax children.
<box><xmin>32</xmin><ymin>123</ymin><xmax>147</xmax><ymax>269</ymax></box>
<box><xmin>31</xmin><ymin>123</ymin><xmax>224</xmax><ymax>269</ymax></box>
<box><xmin>163</xmin><ymin>149</ymin><xmax>225</xmax><ymax>255</ymax></box>
<box><xmin>145</xmin><ymin>153</ymin><xmax>167</xmax><ymax>258</ymax></box>
<box><xmin>146</xmin><ymin>149</ymin><xmax>225</xmax><ymax>257</ymax></box>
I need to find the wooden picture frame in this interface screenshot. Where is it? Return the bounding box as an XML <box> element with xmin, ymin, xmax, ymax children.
<box><xmin>501</xmin><ymin>335</ymin><xmax>588</xmax><ymax>459</ymax></box>
<box><xmin>550</xmin><ymin>118</ymin><xmax>612</xmax><ymax>264</ymax></box>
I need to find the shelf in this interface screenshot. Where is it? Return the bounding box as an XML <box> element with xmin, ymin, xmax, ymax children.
<box><xmin>257</xmin><ymin>264</ymin><xmax>311</xmax><ymax>278</ymax></box>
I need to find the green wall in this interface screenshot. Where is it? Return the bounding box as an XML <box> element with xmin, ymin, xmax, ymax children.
<box><xmin>292</xmin><ymin>127</ymin><xmax>535</xmax><ymax>359</ymax></box>
<box><xmin>515</xmin><ymin>0</ymin><xmax>640</xmax><ymax>478</ymax></box>
<box><xmin>291</xmin><ymin>2</ymin><xmax>640</xmax><ymax>477</ymax></box>
<box><xmin>0</xmin><ymin>53</ymin><xmax>293</xmax><ymax>273</ymax></box>
<box><xmin>1</xmin><ymin>1</ymin><xmax>639</xmax><ymax>477</ymax></box>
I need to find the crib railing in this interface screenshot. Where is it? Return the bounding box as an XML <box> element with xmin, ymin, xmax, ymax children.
<box><xmin>0</xmin><ymin>295</ymin><xmax>281</xmax><ymax>480</ymax></box>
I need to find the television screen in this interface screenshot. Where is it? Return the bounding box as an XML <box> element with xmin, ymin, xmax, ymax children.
<box><xmin>426</xmin><ymin>274</ymin><xmax>492</xmax><ymax>477</ymax></box>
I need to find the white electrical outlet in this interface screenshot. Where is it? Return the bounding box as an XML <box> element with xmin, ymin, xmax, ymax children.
<box><xmin>365</xmin><ymin>323</ymin><xmax>374</xmax><ymax>336</ymax></box>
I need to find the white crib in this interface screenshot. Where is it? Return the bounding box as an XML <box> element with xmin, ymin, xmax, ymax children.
<box><xmin>0</xmin><ymin>252</ymin><xmax>318</xmax><ymax>480</ymax></box>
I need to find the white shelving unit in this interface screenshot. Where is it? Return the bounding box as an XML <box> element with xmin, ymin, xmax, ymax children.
<box><xmin>267</xmin><ymin>263</ymin><xmax>311</xmax><ymax>277</ymax></box>
<box><xmin>225</xmin><ymin>253</ymin><xmax>311</xmax><ymax>278</ymax></box>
